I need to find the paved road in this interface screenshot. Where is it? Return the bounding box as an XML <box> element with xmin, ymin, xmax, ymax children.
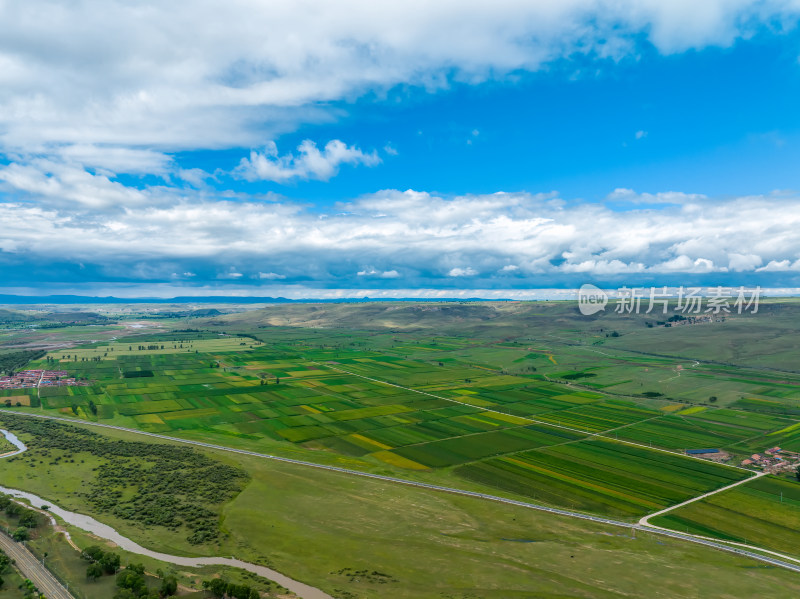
<box><xmin>0</xmin><ymin>529</ymin><xmax>73</xmax><ymax>599</ymax></box>
<box><xmin>2</xmin><ymin>409</ymin><xmax>800</xmax><ymax>574</ymax></box>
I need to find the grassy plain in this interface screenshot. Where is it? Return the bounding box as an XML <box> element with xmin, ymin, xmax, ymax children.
<box><xmin>1</xmin><ymin>417</ymin><xmax>800</xmax><ymax>598</ymax></box>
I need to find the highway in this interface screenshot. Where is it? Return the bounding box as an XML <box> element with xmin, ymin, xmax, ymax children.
<box><xmin>0</xmin><ymin>528</ymin><xmax>73</xmax><ymax>599</ymax></box>
<box><xmin>2</xmin><ymin>409</ymin><xmax>800</xmax><ymax>574</ymax></box>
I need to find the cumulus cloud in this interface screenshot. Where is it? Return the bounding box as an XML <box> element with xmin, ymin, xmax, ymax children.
<box><xmin>0</xmin><ymin>186</ymin><xmax>800</xmax><ymax>288</ymax></box>
<box><xmin>357</xmin><ymin>268</ymin><xmax>401</xmax><ymax>278</ymax></box>
<box><xmin>448</xmin><ymin>267</ymin><xmax>479</xmax><ymax>277</ymax></box>
<box><xmin>0</xmin><ymin>158</ymin><xmax>152</xmax><ymax>209</ymax></box>
<box><xmin>235</xmin><ymin>140</ymin><xmax>380</xmax><ymax>182</ymax></box>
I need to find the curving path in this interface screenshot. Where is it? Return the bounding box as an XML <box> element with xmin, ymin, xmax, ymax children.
<box><xmin>1</xmin><ymin>411</ymin><xmax>800</xmax><ymax>575</ymax></box>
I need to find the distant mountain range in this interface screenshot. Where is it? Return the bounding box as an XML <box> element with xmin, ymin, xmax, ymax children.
<box><xmin>0</xmin><ymin>294</ymin><xmax>503</xmax><ymax>305</ymax></box>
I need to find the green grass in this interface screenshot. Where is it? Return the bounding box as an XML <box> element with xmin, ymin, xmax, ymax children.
<box><xmin>3</xmin><ymin>417</ymin><xmax>800</xmax><ymax>598</ymax></box>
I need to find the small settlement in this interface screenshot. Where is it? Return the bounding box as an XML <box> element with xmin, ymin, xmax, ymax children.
<box><xmin>685</xmin><ymin>446</ymin><xmax>800</xmax><ymax>474</ymax></box>
<box><xmin>0</xmin><ymin>369</ymin><xmax>88</xmax><ymax>390</ymax></box>
<box><xmin>740</xmin><ymin>446</ymin><xmax>800</xmax><ymax>474</ymax></box>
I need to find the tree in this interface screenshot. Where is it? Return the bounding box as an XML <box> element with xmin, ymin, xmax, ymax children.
<box><xmin>19</xmin><ymin>510</ymin><xmax>39</xmax><ymax>529</ymax></box>
<box><xmin>86</xmin><ymin>562</ymin><xmax>104</xmax><ymax>581</ymax></box>
<box><xmin>116</xmin><ymin>569</ymin><xmax>147</xmax><ymax>595</ymax></box>
<box><xmin>160</xmin><ymin>574</ymin><xmax>178</xmax><ymax>597</ymax></box>
<box><xmin>709</xmin><ymin>396</ymin><xmax>718</xmax><ymax>403</ymax></box>
<box><xmin>81</xmin><ymin>545</ymin><xmax>106</xmax><ymax>562</ymax></box>
<box><xmin>796</xmin><ymin>465</ymin><xmax>800</xmax><ymax>482</ymax></box>
<box><xmin>100</xmin><ymin>551</ymin><xmax>121</xmax><ymax>574</ymax></box>
<box><xmin>12</xmin><ymin>527</ymin><xmax>28</xmax><ymax>542</ymax></box>
<box><xmin>204</xmin><ymin>578</ymin><xmax>229</xmax><ymax>598</ymax></box>
<box><xmin>71</xmin><ymin>403</ymin><xmax>79</xmax><ymax>415</ymax></box>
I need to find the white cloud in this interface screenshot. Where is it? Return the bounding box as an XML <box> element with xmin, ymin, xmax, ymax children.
<box><xmin>448</xmin><ymin>267</ymin><xmax>478</xmax><ymax>277</ymax></box>
<box><xmin>2</xmin><ymin>183</ymin><xmax>800</xmax><ymax>285</ymax></box>
<box><xmin>357</xmin><ymin>268</ymin><xmax>401</xmax><ymax>278</ymax></box>
<box><xmin>728</xmin><ymin>253</ymin><xmax>763</xmax><ymax>271</ymax></box>
<box><xmin>55</xmin><ymin>145</ymin><xmax>173</xmax><ymax>175</ymax></box>
<box><xmin>757</xmin><ymin>259</ymin><xmax>800</xmax><ymax>272</ymax></box>
<box><xmin>606</xmin><ymin>188</ymin><xmax>703</xmax><ymax>204</ymax></box>
<box><xmin>0</xmin><ymin>158</ymin><xmax>152</xmax><ymax>209</ymax></box>
<box><xmin>0</xmin><ymin>0</ymin><xmax>797</xmax><ymax>165</ymax></box>
<box><xmin>178</xmin><ymin>168</ymin><xmax>215</xmax><ymax>188</ymax></box>
<box><xmin>655</xmin><ymin>255</ymin><xmax>717</xmax><ymax>273</ymax></box>
<box><xmin>635</xmin><ymin>130</ymin><xmax>648</xmax><ymax>140</ymax></box>
<box><xmin>218</xmin><ymin>269</ymin><xmax>244</xmax><ymax>279</ymax></box>
<box><xmin>234</xmin><ymin>140</ymin><xmax>380</xmax><ymax>182</ymax></box>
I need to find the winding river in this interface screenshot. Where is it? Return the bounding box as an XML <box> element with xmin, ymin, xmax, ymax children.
<box><xmin>0</xmin><ymin>429</ymin><xmax>332</xmax><ymax>599</ymax></box>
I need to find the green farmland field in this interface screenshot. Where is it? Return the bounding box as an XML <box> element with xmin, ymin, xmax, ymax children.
<box><xmin>455</xmin><ymin>438</ymin><xmax>749</xmax><ymax>517</ymax></box>
<box><xmin>651</xmin><ymin>475</ymin><xmax>800</xmax><ymax>558</ymax></box>
<box><xmin>7</xmin><ymin>306</ymin><xmax>800</xmax><ymax>529</ymax></box>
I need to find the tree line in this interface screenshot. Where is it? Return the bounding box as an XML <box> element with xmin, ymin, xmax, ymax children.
<box><xmin>0</xmin><ymin>415</ymin><xmax>249</xmax><ymax>546</ymax></box>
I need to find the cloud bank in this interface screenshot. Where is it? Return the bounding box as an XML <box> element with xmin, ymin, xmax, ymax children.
<box><xmin>1</xmin><ymin>186</ymin><xmax>800</xmax><ymax>289</ymax></box>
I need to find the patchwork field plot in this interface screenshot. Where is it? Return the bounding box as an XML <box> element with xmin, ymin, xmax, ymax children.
<box><xmin>650</xmin><ymin>476</ymin><xmax>800</xmax><ymax>558</ymax></box>
<box><xmin>45</xmin><ymin>335</ymin><xmax>260</xmax><ymax>361</ymax></box>
<box><xmin>9</xmin><ymin>322</ymin><xmax>800</xmax><ymax>527</ymax></box>
<box><xmin>455</xmin><ymin>438</ymin><xmax>749</xmax><ymax>517</ymax></box>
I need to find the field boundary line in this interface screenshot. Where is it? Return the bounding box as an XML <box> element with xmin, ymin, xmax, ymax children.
<box><xmin>308</xmin><ymin>361</ymin><xmax>756</xmax><ymax>473</ymax></box>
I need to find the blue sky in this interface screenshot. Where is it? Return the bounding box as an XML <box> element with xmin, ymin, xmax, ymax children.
<box><xmin>185</xmin><ymin>32</ymin><xmax>800</xmax><ymax>204</ymax></box>
<box><xmin>2</xmin><ymin>1</ymin><xmax>800</xmax><ymax>298</ymax></box>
